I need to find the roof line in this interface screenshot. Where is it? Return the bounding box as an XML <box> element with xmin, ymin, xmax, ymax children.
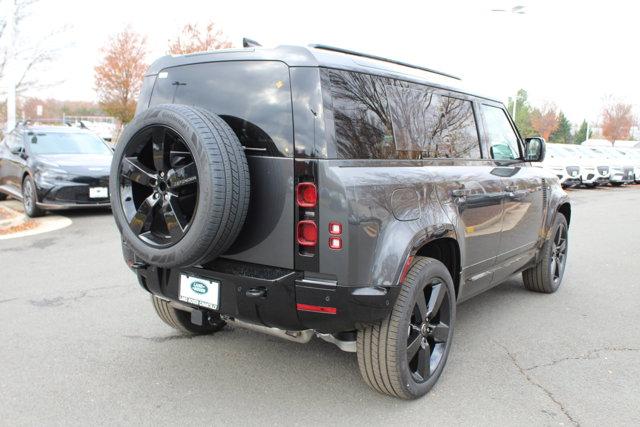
<box><xmin>309</xmin><ymin>44</ymin><xmax>461</xmax><ymax>81</ymax></box>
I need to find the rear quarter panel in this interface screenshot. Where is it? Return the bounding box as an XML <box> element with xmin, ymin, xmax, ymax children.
<box><xmin>318</xmin><ymin>159</ymin><xmax>459</xmax><ymax>288</ymax></box>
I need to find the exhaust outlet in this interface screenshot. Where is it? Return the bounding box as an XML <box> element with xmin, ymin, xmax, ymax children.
<box><xmin>224</xmin><ymin>317</ymin><xmax>314</xmax><ymax>344</ymax></box>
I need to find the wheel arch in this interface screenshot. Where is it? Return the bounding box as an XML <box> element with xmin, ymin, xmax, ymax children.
<box><xmin>557</xmin><ymin>202</ymin><xmax>571</xmax><ymax>225</ymax></box>
<box><xmin>413</xmin><ymin>236</ymin><xmax>461</xmax><ymax>299</ymax></box>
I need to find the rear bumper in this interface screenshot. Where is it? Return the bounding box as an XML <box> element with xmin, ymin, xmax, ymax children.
<box><xmin>134</xmin><ymin>258</ymin><xmax>398</xmax><ymax>334</ymax></box>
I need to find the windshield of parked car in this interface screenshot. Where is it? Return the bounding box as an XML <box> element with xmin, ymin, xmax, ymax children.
<box><xmin>557</xmin><ymin>146</ymin><xmax>579</xmax><ymax>157</ymax></box>
<box><xmin>578</xmin><ymin>148</ymin><xmax>598</xmax><ymax>158</ymax></box>
<box><xmin>605</xmin><ymin>149</ymin><xmax>625</xmax><ymax>159</ymax></box>
<box><xmin>27</xmin><ymin>131</ymin><xmax>112</xmax><ymax>155</ymax></box>
<box><xmin>546</xmin><ymin>145</ymin><xmax>568</xmax><ymax>158</ymax></box>
<box><xmin>592</xmin><ymin>148</ymin><xmax>621</xmax><ymax>159</ymax></box>
<box><xmin>618</xmin><ymin>149</ymin><xmax>640</xmax><ymax>159</ymax></box>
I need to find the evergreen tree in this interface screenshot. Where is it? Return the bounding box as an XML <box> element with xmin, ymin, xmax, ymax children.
<box><xmin>549</xmin><ymin>112</ymin><xmax>572</xmax><ymax>144</ymax></box>
<box><xmin>507</xmin><ymin>89</ymin><xmax>535</xmax><ymax>138</ymax></box>
<box><xmin>574</xmin><ymin>120</ymin><xmax>589</xmax><ymax>144</ymax></box>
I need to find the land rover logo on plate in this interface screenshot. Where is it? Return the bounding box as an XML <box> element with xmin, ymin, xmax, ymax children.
<box><xmin>179</xmin><ymin>274</ymin><xmax>220</xmax><ymax>310</ymax></box>
<box><xmin>190</xmin><ymin>281</ymin><xmax>208</xmax><ymax>294</ymax></box>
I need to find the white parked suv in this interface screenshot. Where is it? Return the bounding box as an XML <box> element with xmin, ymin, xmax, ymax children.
<box><xmin>543</xmin><ymin>144</ymin><xmax>581</xmax><ymax>187</ymax></box>
<box><xmin>615</xmin><ymin>148</ymin><xmax>640</xmax><ymax>183</ymax></box>
<box><xmin>591</xmin><ymin>147</ymin><xmax>634</xmax><ymax>186</ymax></box>
<box><xmin>559</xmin><ymin>144</ymin><xmax>611</xmax><ymax>187</ymax></box>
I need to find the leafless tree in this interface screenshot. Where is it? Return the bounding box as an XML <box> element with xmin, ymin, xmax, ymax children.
<box><xmin>0</xmin><ymin>0</ymin><xmax>66</xmax><ymax>98</ymax></box>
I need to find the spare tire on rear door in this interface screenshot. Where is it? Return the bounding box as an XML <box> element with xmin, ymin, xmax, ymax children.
<box><xmin>110</xmin><ymin>104</ymin><xmax>250</xmax><ymax>268</ymax></box>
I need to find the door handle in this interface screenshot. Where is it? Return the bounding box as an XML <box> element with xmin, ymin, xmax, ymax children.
<box><xmin>451</xmin><ymin>188</ymin><xmax>470</xmax><ymax>198</ymax></box>
<box><xmin>451</xmin><ymin>188</ymin><xmax>470</xmax><ymax>204</ymax></box>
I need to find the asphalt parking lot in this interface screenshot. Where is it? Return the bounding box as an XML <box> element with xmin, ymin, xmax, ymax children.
<box><xmin>1</xmin><ymin>186</ymin><xmax>639</xmax><ymax>426</ymax></box>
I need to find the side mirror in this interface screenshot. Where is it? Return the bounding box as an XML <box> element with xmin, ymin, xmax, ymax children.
<box><xmin>10</xmin><ymin>145</ymin><xmax>24</xmax><ymax>156</ymax></box>
<box><xmin>525</xmin><ymin>137</ymin><xmax>545</xmax><ymax>162</ymax></box>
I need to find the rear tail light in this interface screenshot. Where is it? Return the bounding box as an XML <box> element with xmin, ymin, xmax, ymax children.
<box><xmin>296</xmin><ymin>182</ymin><xmax>317</xmax><ymax>208</ymax></box>
<box><xmin>329</xmin><ymin>222</ymin><xmax>342</xmax><ymax>235</ymax></box>
<box><xmin>297</xmin><ymin>220</ymin><xmax>318</xmax><ymax>246</ymax></box>
<box><xmin>328</xmin><ymin>236</ymin><xmax>342</xmax><ymax>250</ymax></box>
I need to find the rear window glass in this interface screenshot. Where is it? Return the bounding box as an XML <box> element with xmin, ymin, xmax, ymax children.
<box><xmin>324</xmin><ymin>69</ymin><xmax>481</xmax><ymax>159</ymax></box>
<box><xmin>149</xmin><ymin>61</ymin><xmax>293</xmax><ymax>157</ymax></box>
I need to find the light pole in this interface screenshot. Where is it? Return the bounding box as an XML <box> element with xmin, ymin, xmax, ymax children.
<box><xmin>491</xmin><ymin>5</ymin><xmax>526</xmax><ymax>119</ymax></box>
<box><xmin>4</xmin><ymin>0</ymin><xmax>16</xmax><ymax>133</ymax></box>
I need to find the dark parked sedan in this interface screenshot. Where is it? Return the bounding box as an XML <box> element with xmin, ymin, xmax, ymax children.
<box><xmin>0</xmin><ymin>124</ymin><xmax>112</xmax><ymax>217</ymax></box>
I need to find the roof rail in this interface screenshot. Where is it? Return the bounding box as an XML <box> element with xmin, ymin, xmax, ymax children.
<box><xmin>309</xmin><ymin>44</ymin><xmax>461</xmax><ymax>81</ymax></box>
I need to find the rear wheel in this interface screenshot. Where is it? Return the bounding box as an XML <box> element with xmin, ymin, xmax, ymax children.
<box><xmin>151</xmin><ymin>295</ymin><xmax>226</xmax><ymax>335</ymax></box>
<box><xmin>22</xmin><ymin>176</ymin><xmax>44</xmax><ymax>217</ymax></box>
<box><xmin>523</xmin><ymin>214</ymin><xmax>568</xmax><ymax>293</ymax></box>
<box><xmin>357</xmin><ymin>257</ymin><xmax>456</xmax><ymax>399</ymax></box>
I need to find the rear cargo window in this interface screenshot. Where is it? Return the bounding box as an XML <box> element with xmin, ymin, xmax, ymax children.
<box><xmin>325</xmin><ymin>69</ymin><xmax>396</xmax><ymax>159</ymax></box>
<box><xmin>323</xmin><ymin>69</ymin><xmax>481</xmax><ymax>159</ymax></box>
<box><xmin>149</xmin><ymin>61</ymin><xmax>293</xmax><ymax>157</ymax></box>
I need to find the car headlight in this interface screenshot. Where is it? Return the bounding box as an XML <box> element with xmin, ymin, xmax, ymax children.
<box><xmin>37</xmin><ymin>168</ymin><xmax>72</xmax><ymax>183</ymax></box>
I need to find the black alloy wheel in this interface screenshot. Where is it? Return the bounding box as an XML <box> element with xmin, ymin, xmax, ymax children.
<box><xmin>522</xmin><ymin>213</ymin><xmax>569</xmax><ymax>293</ymax></box>
<box><xmin>406</xmin><ymin>278</ymin><xmax>452</xmax><ymax>382</ymax></box>
<box><xmin>550</xmin><ymin>220</ymin><xmax>568</xmax><ymax>287</ymax></box>
<box><xmin>110</xmin><ymin>105</ymin><xmax>250</xmax><ymax>268</ymax></box>
<box><xmin>357</xmin><ymin>257</ymin><xmax>456</xmax><ymax>399</ymax></box>
<box><xmin>119</xmin><ymin>125</ymin><xmax>198</xmax><ymax>247</ymax></box>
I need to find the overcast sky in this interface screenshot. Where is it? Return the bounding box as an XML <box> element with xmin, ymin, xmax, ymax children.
<box><xmin>13</xmin><ymin>0</ymin><xmax>640</xmax><ymax>124</ymax></box>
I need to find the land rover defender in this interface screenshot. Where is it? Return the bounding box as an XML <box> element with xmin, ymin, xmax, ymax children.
<box><xmin>110</xmin><ymin>44</ymin><xmax>571</xmax><ymax>399</ymax></box>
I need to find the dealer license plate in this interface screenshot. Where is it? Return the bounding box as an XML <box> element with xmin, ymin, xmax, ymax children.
<box><xmin>179</xmin><ymin>273</ymin><xmax>220</xmax><ymax>310</ymax></box>
<box><xmin>89</xmin><ymin>187</ymin><xmax>108</xmax><ymax>198</ymax></box>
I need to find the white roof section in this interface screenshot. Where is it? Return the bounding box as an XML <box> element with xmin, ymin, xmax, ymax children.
<box><xmin>581</xmin><ymin>139</ymin><xmax>640</xmax><ymax>148</ymax></box>
<box><xmin>581</xmin><ymin>139</ymin><xmax>612</xmax><ymax>147</ymax></box>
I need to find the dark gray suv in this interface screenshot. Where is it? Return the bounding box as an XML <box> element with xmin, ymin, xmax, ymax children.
<box><xmin>110</xmin><ymin>44</ymin><xmax>571</xmax><ymax>399</ymax></box>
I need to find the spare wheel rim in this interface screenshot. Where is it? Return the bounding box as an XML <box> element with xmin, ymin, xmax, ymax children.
<box><xmin>118</xmin><ymin>125</ymin><xmax>199</xmax><ymax>248</ymax></box>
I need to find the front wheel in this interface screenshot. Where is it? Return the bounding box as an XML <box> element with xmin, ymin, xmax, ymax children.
<box><xmin>523</xmin><ymin>214</ymin><xmax>568</xmax><ymax>293</ymax></box>
<box><xmin>357</xmin><ymin>257</ymin><xmax>456</xmax><ymax>399</ymax></box>
<box><xmin>22</xmin><ymin>175</ymin><xmax>44</xmax><ymax>217</ymax></box>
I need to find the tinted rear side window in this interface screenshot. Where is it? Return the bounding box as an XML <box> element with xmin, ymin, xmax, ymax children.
<box><xmin>325</xmin><ymin>69</ymin><xmax>396</xmax><ymax>159</ymax></box>
<box><xmin>386</xmin><ymin>86</ymin><xmax>480</xmax><ymax>159</ymax></box>
<box><xmin>150</xmin><ymin>61</ymin><xmax>293</xmax><ymax>157</ymax></box>
<box><xmin>323</xmin><ymin>69</ymin><xmax>481</xmax><ymax>159</ymax></box>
